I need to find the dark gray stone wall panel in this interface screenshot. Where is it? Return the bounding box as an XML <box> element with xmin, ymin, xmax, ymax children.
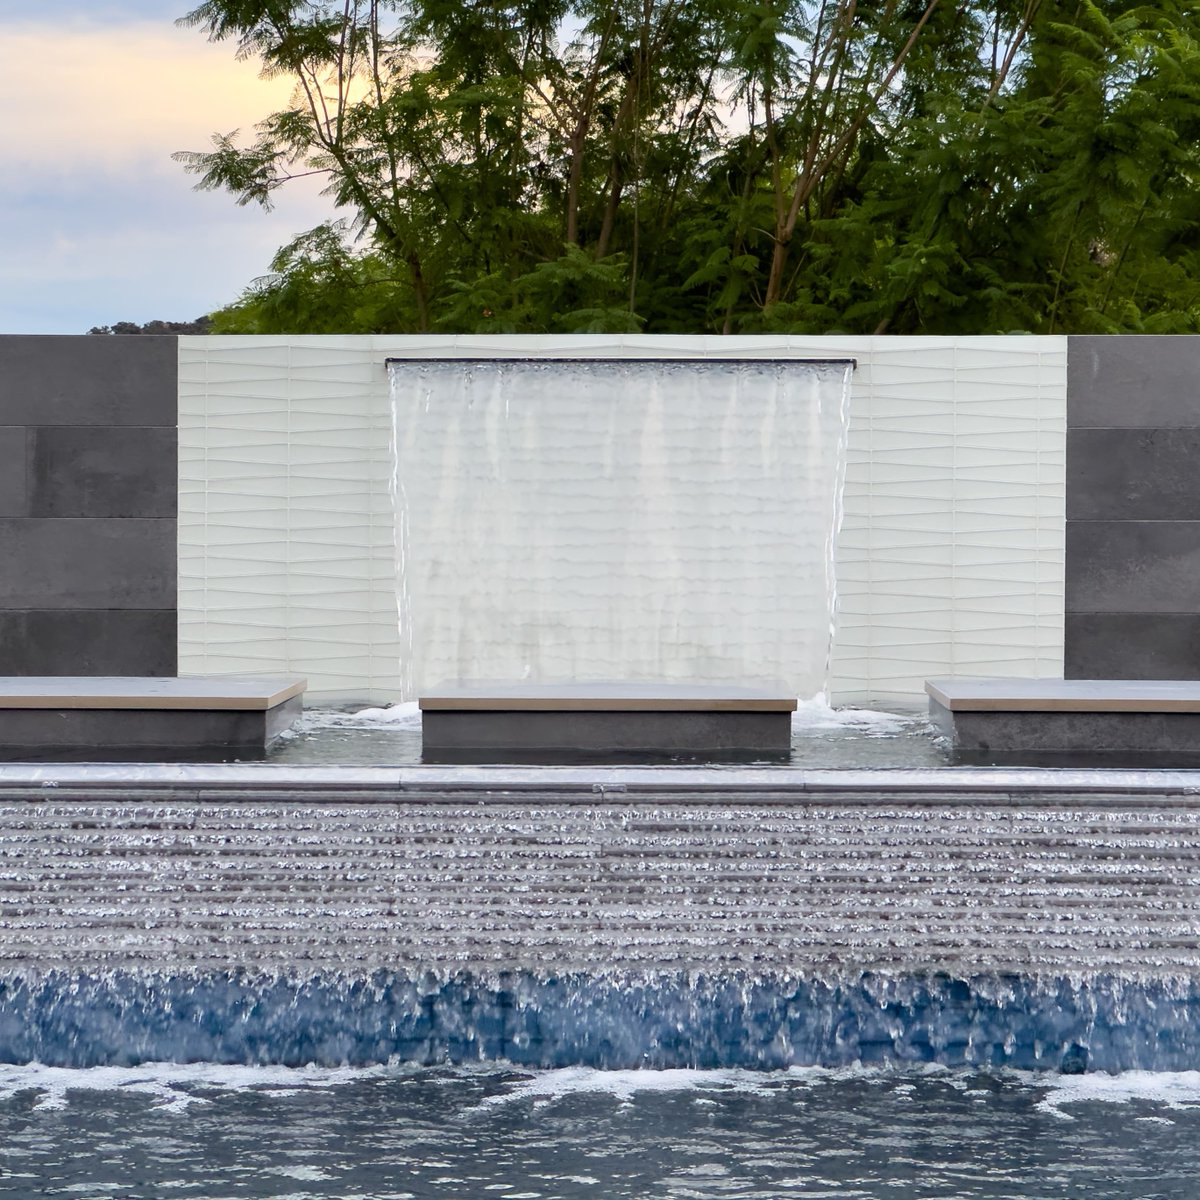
<box><xmin>29</xmin><ymin>426</ymin><xmax>177</xmax><ymax>518</ymax></box>
<box><xmin>1069</xmin><ymin>336</ymin><xmax>1200</xmax><ymax>428</ymax></box>
<box><xmin>1064</xmin><ymin>614</ymin><xmax>1200</xmax><ymax>680</ymax></box>
<box><xmin>0</xmin><ymin>337</ymin><xmax>179</xmax><ymax>677</ymax></box>
<box><xmin>0</xmin><ymin>610</ymin><xmax>176</xmax><ymax>675</ymax></box>
<box><xmin>0</xmin><ymin>428</ymin><xmax>26</xmax><ymax>516</ymax></box>
<box><xmin>0</xmin><ymin>336</ymin><xmax>177</xmax><ymax>427</ymax></box>
<box><xmin>0</xmin><ymin>519</ymin><xmax>176</xmax><ymax>610</ymax></box>
<box><xmin>1068</xmin><ymin>428</ymin><xmax>1200</xmax><ymax>520</ymax></box>
<box><xmin>1065</xmin><ymin>521</ymin><xmax>1200</xmax><ymax>614</ymax></box>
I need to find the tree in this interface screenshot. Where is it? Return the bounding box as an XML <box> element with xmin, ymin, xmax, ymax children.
<box><xmin>88</xmin><ymin>317</ymin><xmax>213</xmax><ymax>334</ymax></box>
<box><xmin>177</xmin><ymin>0</ymin><xmax>1200</xmax><ymax>335</ymax></box>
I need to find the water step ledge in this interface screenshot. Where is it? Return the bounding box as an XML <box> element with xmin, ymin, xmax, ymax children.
<box><xmin>3</xmin><ymin>763</ymin><xmax>1200</xmax><ymax>798</ymax></box>
<box><xmin>5</xmin><ymin>786</ymin><xmax>1200</xmax><ymax>978</ymax></box>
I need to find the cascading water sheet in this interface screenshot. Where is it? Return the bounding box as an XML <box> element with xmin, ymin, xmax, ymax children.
<box><xmin>389</xmin><ymin>358</ymin><xmax>853</xmax><ymax>698</ymax></box>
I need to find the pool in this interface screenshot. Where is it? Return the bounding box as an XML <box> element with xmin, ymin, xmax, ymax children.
<box><xmin>4</xmin><ymin>753</ymin><xmax>1200</xmax><ymax>1196</ymax></box>
<box><xmin>266</xmin><ymin>701</ymin><xmax>944</xmax><ymax>769</ymax></box>
<box><xmin>3</xmin><ymin>1061</ymin><xmax>1200</xmax><ymax>1197</ymax></box>
<box><xmin>3</xmin><ymin>761</ymin><xmax>1200</xmax><ymax>1064</ymax></box>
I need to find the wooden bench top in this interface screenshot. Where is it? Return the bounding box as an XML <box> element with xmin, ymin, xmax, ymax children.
<box><xmin>0</xmin><ymin>675</ymin><xmax>306</xmax><ymax>712</ymax></box>
<box><xmin>927</xmin><ymin>676</ymin><xmax>1200</xmax><ymax>713</ymax></box>
<box><xmin>419</xmin><ymin>682</ymin><xmax>798</xmax><ymax>713</ymax></box>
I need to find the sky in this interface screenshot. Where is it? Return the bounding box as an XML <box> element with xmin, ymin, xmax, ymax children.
<box><xmin>1</xmin><ymin>0</ymin><xmax>337</xmax><ymax>332</ymax></box>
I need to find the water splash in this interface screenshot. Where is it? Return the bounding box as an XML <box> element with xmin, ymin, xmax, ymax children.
<box><xmin>1036</xmin><ymin>1069</ymin><xmax>1200</xmax><ymax>1119</ymax></box>
<box><xmin>0</xmin><ymin>1060</ymin><xmax>384</xmax><ymax>1112</ymax></box>
<box><xmin>472</xmin><ymin>1064</ymin><xmax>782</xmax><ymax>1108</ymax></box>
<box><xmin>281</xmin><ymin>697</ymin><xmax>922</xmax><ymax>740</ymax></box>
<box><xmin>790</xmin><ymin>693</ymin><xmax>922</xmax><ymax>738</ymax></box>
<box><xmin>3</xmin><ymin>970</ymin><xmax>1200</xmax><ymax>1073</ymax></box>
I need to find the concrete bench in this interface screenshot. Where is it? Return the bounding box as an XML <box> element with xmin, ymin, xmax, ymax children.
<box><xmin>0</xmin><ymin>675</ymin><xmax>306</xmax><ymax>761</ymax></box>
<box><xmin>419</xmin><ymin>682</ymin><xmax>797</xmax><ymax>759</ymax></box>
<box><xmin>927</xmin><ymin>677</ymin><xmax>1200</xmax><ymax>765</ymax></box>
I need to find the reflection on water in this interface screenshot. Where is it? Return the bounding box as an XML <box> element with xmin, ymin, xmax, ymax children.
<box><xmin>0</xmin><ymin>1064</ymin><xmax>1196</xmax><ymax>1198</ymax></box>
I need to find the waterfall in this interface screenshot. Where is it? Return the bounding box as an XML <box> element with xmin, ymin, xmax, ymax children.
<box><xmin>389</xmin><ymin>358</ymin><xmax>853</xmax><ymax>699</ymax></box>
<box><xmin>6</xmin><ymin>771</ymin><xmax>1200</xmax><ymax>1071</ymax></box>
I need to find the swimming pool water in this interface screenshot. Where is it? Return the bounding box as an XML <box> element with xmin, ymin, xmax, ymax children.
<box><xmin>267</xmin><ymin>703</ymin><xmax>945</xmax><ymax>769</ymax></box>
<box><xmin>1</xmin><ymin>1063</ymin><xmax>1196</xmax><ymax>1198</ymax></box>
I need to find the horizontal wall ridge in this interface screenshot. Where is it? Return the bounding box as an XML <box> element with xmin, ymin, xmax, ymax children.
<box><xmin>1066</xmin><ymin>609</ymin><xmax>1200</xmax><ymax>615</ymax></box>
<box><xmin>0</xmin><ymin>517</ymin><xmax>177</xmax><ymax>522</ymax></box>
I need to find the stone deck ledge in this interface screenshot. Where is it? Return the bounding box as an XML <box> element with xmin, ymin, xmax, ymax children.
<box><xmin>420</xmin><ymin>681</ymin><xmax>797</xmax><ymax>757</ymax></box>
<box><xmin>420</xmin><ymin>682</ymin><xmax>797</xmax><ymax>712</ymax></box>
<box><xmin>927</xmin><ymin>677</ymin><xmax>1200</xmax><ymax>713</ymax></box>
<box><xmin>0</xmin><ymin>675</ymin><xmax>306</xmax><ymax>761</ymax></box>
<box><xmin>927</xmin><ymin>676</ymin><xmax>1200</xmax><ymax>765</ymax></box>
<box><xmin>0</xmin><ymin>675</ymin><xmax>306</xmax><ymax>711</ymax></box>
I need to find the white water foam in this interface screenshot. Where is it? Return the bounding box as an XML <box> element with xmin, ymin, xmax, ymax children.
<box><xmin>475</xmin><ymin>1063</ymin><xmax>916</xmax><ymax>1111</ymax></box>
<box><xmin>276</xmin><ymin>702</ymin><xmax>424</xmax><ymax>738</ymax></box>
<box><xmin>349</xmin><ymin>701</ymin><xmax>423</xmax><ymax>728</ymax></box>
<box><xmin>4</xmin><ymin>1061</ymin><xmax>1200</xmax><ymax>1119</ymax></box>
<box><xmin>0</xmin><ymin>1062</ymin><xmax>878</xmax><ymax>1115</ymax></box>
<box><xmin>1035</xmin><ymin>1069</ymin><xmax>1200</xmax><ymax>1120</ymax></box>
<box><xmin>0</xmin><ymin>1061</ymin><xmax>390</xmax><ymax>1112</ymax></box>
<box><xmin>479</xmin><ymin>1066</ymin><xmax>780</xmax><ymax>1108</ymax></box>
<box><xmin>485</xmin><ymin>1064</ymin><xmax>1200</xmax><ymax>1125</ymax></box>
<box><xmin>790</xmin><ymin>693</ymin><xmax>922</xmax><ymax>738</ymax></box>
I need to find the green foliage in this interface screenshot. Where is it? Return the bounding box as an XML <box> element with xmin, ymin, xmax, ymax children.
<box><xmin>440</xmin><ymin>245</ymin><xmax>643</xmax><ymax>333</ymax></box>
<box><xmin>88</xmin><ymin>317</ymin><xmax>213</xmax><ymax>335</ymax></box>
<box><xmin>179</xmin><ymin>0</ymin><xmax>1200</xmax><ymax>334</ymax></box>
<box><xmin>208</xmin><ymin>222</ymin><xmax>413</xmax><ymax>332</ymax></box>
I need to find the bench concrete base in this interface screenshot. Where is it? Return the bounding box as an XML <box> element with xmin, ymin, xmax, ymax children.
<box><xmin>927</xmin><ymin>677</ymin><xmax>1200</xmax><ymax>766</ymax></box>
<box><xmin>0</xmin><ymin>675</ymin><xmax>306</xmax><ymax>761</ymax></box>
<box><xmin>420</xmin><ymin>683</ymin><xmax>797</xmax><ymax>760</ymax></box>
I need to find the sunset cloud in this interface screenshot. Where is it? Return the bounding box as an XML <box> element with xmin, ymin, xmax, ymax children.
<box><xmin>0</xmin><ymin>15</ymin><xmax>335</xmax><ymax>332</ymax></box>
<box><xmin>2</xmin><ymin>20</ymin><xmax>297</xmax><ymax>171</ymax></box>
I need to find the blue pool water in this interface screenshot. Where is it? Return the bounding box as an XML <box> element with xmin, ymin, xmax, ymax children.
<box><xmin>5</xmin><ymin>758</ymin><xmax>1200</xmax><ymax>1195</ymax></box>
<box><xmin>2</xmin><ymin>1061</ymin><xmax>1199</xmax><ymax>1197</ymax></box>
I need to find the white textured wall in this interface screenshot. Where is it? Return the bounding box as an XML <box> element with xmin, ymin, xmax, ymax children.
<box><xmin>178</xmin><ymin>335</ymin><xmax>1066</xmax><ymax>704</ymax></box>
<box><xmin>832</xmin><ymin>336</ymin><xmax>1067</xmax><ymax>706</ymax></box>
<box><xmin>178</xmin><ymin>338</ymin><xmax>402</xmax><ymax>698</ymax></box>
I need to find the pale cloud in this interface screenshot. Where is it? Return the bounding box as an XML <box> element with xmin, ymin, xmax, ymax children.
<box><xmin>2</xmin><ymin>19</ymin><xmax>299</xmax><ymax>173</ymax></box>
<box><xmin>0</xmin><ymin>16</ymin><xmax>337</xmax><ymax>331</ymax></box>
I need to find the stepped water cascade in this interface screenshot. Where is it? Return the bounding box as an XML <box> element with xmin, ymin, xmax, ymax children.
<box><xmin>10</xmin><ymin>769</ymin><xmax>1200</xmax><ymax>1198</ymax></box>
<box><xmin>3</xmin><ymin>768</ymin><xmax>1200</xmax><ymax>1077</ymax></box>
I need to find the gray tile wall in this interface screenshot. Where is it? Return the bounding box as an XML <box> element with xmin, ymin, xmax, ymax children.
<box><xmin>1066</xmin><ymin>336</ymin><xmax>1200</xmax><ymax>678</ymax></box>
<box><xmin>0</xmin><ymin>336</ymin><xmax>177</xmax><ymax>675</ymax></box>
